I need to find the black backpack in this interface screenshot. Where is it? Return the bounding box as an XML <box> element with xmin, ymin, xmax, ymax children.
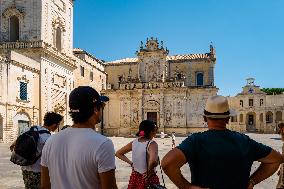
<box><xmin>10</xmin><ymin>126</ymin><xmax>51</xmax><ymax>166</ymax></box>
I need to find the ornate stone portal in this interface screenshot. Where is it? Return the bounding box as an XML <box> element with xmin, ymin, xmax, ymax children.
<box><xmin>103</xmin><ymin>38</ymin><xmax>218</xmax><ymax>136</ymax></box>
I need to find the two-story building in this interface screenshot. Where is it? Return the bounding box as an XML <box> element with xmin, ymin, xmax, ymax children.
<box><xmin>228</xmin><ymin>78</ymin><xmax>284</xmax><ymax>133</ymax></box>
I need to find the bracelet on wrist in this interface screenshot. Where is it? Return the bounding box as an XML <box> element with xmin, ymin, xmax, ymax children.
<box><xmin>249</xmin><ymin>178</ymin><xmax>256</xmax><ymax>186</ymax></box>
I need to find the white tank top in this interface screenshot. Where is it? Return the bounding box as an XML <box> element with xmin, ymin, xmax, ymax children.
<box><xmin>132</xmin><ymin>139</ymin><xmax>154</xmax><ymax>174</ymax></box>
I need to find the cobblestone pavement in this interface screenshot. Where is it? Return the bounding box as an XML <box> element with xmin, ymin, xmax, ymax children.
<box><xmin>0</xmin><ymin>134</ymin><xmax>282</xmax><ymax>189</ymax></box>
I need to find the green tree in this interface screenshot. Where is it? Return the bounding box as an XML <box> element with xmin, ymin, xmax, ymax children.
<box><xmin>261</xmin><ymin>88</ymin><xmax>284</xmax><ymax>95</ymax></box>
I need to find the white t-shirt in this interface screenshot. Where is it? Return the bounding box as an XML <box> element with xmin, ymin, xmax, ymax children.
<box><xmin>41</xmin><ymin>127</ymin><xmax>116</xmax><ymax>189</ymax></box>
<box><xmin>21</xmin><ymin>126</ymin><xmax>51</xmax><ymax>173</ymax></box>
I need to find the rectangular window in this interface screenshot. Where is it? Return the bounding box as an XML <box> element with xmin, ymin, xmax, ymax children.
<box><xmin>90</xmin><ymin>72</ymin><xmax>93</xmax><ymax>81</ymax></box>
<box><xmin>196</xmin><ymin>72</ymin><xmax>204</xmax><ymax>86</ymax></box>
<box><xmin>240</xmin><ymin>100</ymin><xmax>243</xmax><ymax>107</ymax></box>
<box><xmin>20</xmin><ymin>82</ymin><xmax>27</xmax><ymax>101</ymax></box>
<box><xmin>249</xmin><ymin>99</ymin><xmax>253</xmax><ymax>107</ymax></box>
<box><xmin>260</xmin><ymin>99</ymin><xmax>263</xmax><ymax>106</ymax></box>
<box><xmin>80</xmin><ymin>66</ymin><xmax>84</xmax><ymax>77</ymax></box>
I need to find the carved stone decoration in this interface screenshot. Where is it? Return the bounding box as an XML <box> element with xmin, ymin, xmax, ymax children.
<box><xmin>164</xmin><ymin>100</ymin><xmax>173</xmax><ymax>126</ymax></box>
<box><xmin>17</xmin><ymin>75</ymin><xmax>29</xmax><ymax>83</ymax></box>
<box><xmin>1</xmin><ymin>5</ymin><xmax>25</xmax><ymax>41</ymax></box>
<box><xmin>131</xmin><ymin>99</ymin><xmax>140</xmax><ymax>126</ymax></box>
<box><xmin>120</xmin><ymin>97</ymin><xmax>131</xmax><ymax>127</ymax></box>
<box><xmin>2</xmin><ymin>6</ymin><xmax>25</xmax><ymax>19</ymax></box>
<box><xmin>51</xmin><ymin>89</ymin><xmax>66</xmax><ymax>116</ymax></box>
<box><xmin>52</xmin><ymin>16</ymin><xmax>66</xmax><ymax>31</ymax></box>
<box><xmin>143</xmin><ymin>100</ymin><xmax>160</xmax><ymax>112</ymax></box>
<box><xmin>53</xmin><ymin>73</ymin><xmax>65</xmax><ymax>88</ymax></box>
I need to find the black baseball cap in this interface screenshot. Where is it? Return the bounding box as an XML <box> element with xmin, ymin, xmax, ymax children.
<box><xmin>69</xmin><ymin>86</ymin><xmax>109</xmax><ymax>113</ymax></box>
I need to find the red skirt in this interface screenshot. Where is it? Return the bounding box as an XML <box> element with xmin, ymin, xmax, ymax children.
<box><xmin>128</xmin><ymin>170</ymin><xmax>160</xmax><ymax>189</ymax></box>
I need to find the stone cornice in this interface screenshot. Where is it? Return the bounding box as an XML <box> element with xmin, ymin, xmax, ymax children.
<box><xmin>73</xmin><ymin>55</ymin><xmax>106</xmax><ymax>74</ymax></box>
<box><xmin>42</xmin><ymin>45</ymin><xmax>76</xmax><ymax>69</ymax></box>
<box><xmin>0</xmin><ymin>102</ymin><xmax>39</xmax><ymax>110</ymax></box>
<box><xmin>10</xmin><ymin>60</ymin><xmax>40</xmax><ymax>74</ymax></box>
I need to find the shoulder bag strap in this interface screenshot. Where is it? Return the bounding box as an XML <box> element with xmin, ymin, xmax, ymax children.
<box><xmin>146</xmin><ymin>141</ymin><xmax>166</xmax><ymax>188</ymax></box>
<box><xmin>158</xmin><ymin>156</ymin><xmax>166</xmax><ymax>187</ymax></box>
<box><xmin>146</xmin><ymin>141</ymin><xmax>151</xmax><ymax>179</ymax></box>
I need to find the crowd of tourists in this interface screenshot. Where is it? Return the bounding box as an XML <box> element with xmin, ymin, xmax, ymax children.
<box><xmin>9</xmin><ymin>86</ymin><xmax>284</xmax><ymax>189</ymax></box>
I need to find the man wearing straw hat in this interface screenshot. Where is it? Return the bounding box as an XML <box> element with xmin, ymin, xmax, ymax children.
<box><xmin>162</xmin><ymin>95</ymin><xmax>283</xmax><ymax>189</ymax></box>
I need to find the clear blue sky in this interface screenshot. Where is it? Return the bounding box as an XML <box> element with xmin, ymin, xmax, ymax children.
<box><xmin>73</xmin><ymin>0</ymin><xmax>284</xmax><ymax>96</ymax></box>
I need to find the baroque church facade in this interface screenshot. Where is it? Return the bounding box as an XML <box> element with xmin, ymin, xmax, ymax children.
<box><xmin>102</xmin><ymin>38</ymin><xmax>218</xmax><ymax>136</ymax></box>
<box><xmin>0</xmin><ymin>0</ymin><xmax>106</xmax><ymax>142</ymax></box>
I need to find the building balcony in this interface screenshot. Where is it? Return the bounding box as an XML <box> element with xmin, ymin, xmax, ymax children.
<box><xmin>0</xmin><ymin>40</ymin><xmax>44</xmax><ymax>49</ymax></box>
<box><xmin>0</xmin><ymin>41</ymin><xmax>76</xmax><ymax>68</ymax></box>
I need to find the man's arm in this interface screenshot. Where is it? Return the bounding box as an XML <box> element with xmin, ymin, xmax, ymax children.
<box><xmin>41</xmin><ymin>166</ymin><xmax>51</xmax><ymax>189</ymax></box>
<box><xmin>9</xmin><ymin>140</ymin><xmax>16</xmax><ymax>151</ymax></box>
<box><xmin>249</xmin><ymin>149</ymin><xmax>283</xmax><ymax>187</ymax></box>
<box><xmin>99</xmin><ymin>169</ymin><xmax>118</xmax><ymax>189</ymax></box>
<box><xmin>161</xmin><ymin>148</ymin><xmax>208</xmax><ymax>189</ymax></box>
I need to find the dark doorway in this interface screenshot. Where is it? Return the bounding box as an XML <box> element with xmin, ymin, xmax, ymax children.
<box><xmin>248</xmin><ymin>115</ymin><xmax>254</xmax><ymax>125</ymax></box>
<box><xmin>147</xmin><ymin>112</ymin><xmax>157</xmax><ymax>124</ymax></box>
<box><xmin>18</xmin><ymin>120</ymin><xmax>29</xmax><ymax>135</ymax></box>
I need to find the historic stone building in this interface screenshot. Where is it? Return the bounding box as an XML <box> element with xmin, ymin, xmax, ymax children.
<box><xmin>102</xmin><ymin>38</ymin><xmax>218</xmax><ymax>136</ymax></box>
<box><xmin>0</xmin><ymin>0</ymin><xmax>106</xmax><ymax>142</ymax></box>
<box><xmin>73</xmin><ymin>48</ymin><xmax>107</xmax><ymax>92</ymax></box>
<box><xmin>227</xmin><ymin>78</ymin><xmax>284</xmax><ymax>133</ymax></box>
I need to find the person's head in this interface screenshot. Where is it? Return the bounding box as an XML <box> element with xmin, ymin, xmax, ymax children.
<box><xmin>69</xmin><ymin>86</ymin><xmax>109</xmax><ymax>128</ymax></box>
<box><xmin>203</xmin><ymin>95</ymin><xmax>236</xmax><ymax>129</ymax></box>
<box><xmin>43</xmin><ymin>112</ymin><xmax>63</xmax><ymax>132</ymax></box>
<box><xmin>136</xmin><ymin>120</ymin><xmax>158</xmax><ymax>139</ymax></box>
<box><xmin>278</xmin><ymin>123</ymin><xmax>284</xmax><ymax>140</ymax></box>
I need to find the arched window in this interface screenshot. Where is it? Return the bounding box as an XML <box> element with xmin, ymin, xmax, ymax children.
<box><xmin>239</xmin><ymin>114</ymin><xmax>243</xmax><ymax>122</ymax></box>
<box><xmin>196</xmin><ymin>72</ymin><xmax>204</xmax><ymax>86</ymax></box>
<box><xmin>276</xmin><ymin>111</ymin><xmax>283</xmax><ymax>122</ymax></box>
<box><xmin>266</xmin><ymin>111</ymin><xmax>273</xmax><ymax>123</ymax></box>
<box><xmin>259</xmin><ymin>113</ymin><xmax>263</xmax><ymax>122</ymax></box>
<box><xmin>56</xmin><ymin>27</ymin><xmax>62</xmax><ymax>51</ymax></box>
<box><xmin>10</xmin><ymin>16</ymin><xmax>19</xmax><ymax>42</ymax></box>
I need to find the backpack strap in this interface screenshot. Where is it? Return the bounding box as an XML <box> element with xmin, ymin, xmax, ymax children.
<box><xmin>29</xmin><ymin>126</ymin><xmax>51</xmax><ymax>135</ymax></box>
<box><xmin>30</xmin><ymin>126</ymin><xmax>38</xmax><ymax>131</ymax></box>
<box><xmin>38</xmin><ymin>130</ymin><xmax>51</xmax><ymax>135</ymax></box>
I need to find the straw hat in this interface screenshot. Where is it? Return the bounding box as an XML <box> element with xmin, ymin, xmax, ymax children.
<box><xmin>203</xmin><ymin>95</ymin><xmax>236</xmax><ymax>119</ymax></box>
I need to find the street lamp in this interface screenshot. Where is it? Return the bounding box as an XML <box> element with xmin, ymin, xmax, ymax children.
<box><xmin>101</xmin><ymin>106</ymin><xmax>104</xmax><ymax>135</ymax></box>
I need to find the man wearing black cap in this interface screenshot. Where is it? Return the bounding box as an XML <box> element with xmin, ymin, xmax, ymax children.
<box><xmin>41</xmin><ymin>86</ymin><xmax>117</xmax><ymax>189</ymax></box>
<box><xmin>162</xmin><ymin>95</ymin><xmax>283</xmax><ymax>189</ymax></box>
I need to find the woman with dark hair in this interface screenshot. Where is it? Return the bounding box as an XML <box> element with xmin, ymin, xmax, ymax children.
<box><xmin>115</xmin><ymin>120</ymin><xmax>160</xmax><ymax>189</ymax></box>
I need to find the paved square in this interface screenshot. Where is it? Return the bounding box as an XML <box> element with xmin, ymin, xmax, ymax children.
<box><xmin>0</xmin><ymin>134</ymin><xmax>282</xmax><ymax>189</ymax></box>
